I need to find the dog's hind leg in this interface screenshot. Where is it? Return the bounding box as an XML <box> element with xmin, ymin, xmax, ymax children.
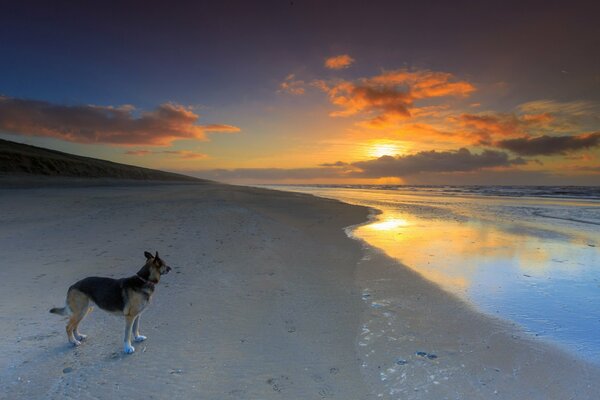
<box><xmin>123</xmin><ymin>315</ymin><xmax>136</xmax><ymax>354</ymax></box>
<box><xmin>132</xmin><ymin>315</ymin><xmax>147</xmax><ymax>342</ymax></box>
<box><xmin>65</xmin><ymin>289</ymin><xmax>89</xmax><ymax>346</ymax></box>
<box><xmin>74</xmin><ymin>306</ymin><xmax>93</xmax><ymax>341</ymax></box>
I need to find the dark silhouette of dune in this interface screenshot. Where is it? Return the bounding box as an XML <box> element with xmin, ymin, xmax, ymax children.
<box><xmin>0</xmin><ymin>139</ymin><xmax>202</xmax><ymax>183</ymax></box>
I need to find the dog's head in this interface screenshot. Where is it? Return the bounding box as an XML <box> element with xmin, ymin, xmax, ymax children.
<box><xmin>144</xmin><ymin>251</ymin><xmax>172</xmax><ymax>275</ymax></box>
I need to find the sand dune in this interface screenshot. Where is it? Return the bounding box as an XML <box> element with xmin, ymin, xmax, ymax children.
<box><xmin>0</xmin><ymin>138</ymin><xmax>201</xmax><ymax>184</ymax></box>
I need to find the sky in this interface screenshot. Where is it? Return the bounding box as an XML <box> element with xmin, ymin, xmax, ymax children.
<box><xmin>0</xmin><ymin>0</ymin><xmax>599</xmax><ymax>185</ymax></box>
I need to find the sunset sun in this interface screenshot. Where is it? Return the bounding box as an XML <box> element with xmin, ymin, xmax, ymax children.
<box><xmin>369</xmin><ymin>143</ymin><xmax>400</xmax><ymax>158</ymax></box>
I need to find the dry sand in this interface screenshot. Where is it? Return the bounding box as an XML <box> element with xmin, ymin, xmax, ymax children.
<box><xmin>0</xmin><ymin>181</ymin><xmax>599</xmax><ymax>399</ymax></box>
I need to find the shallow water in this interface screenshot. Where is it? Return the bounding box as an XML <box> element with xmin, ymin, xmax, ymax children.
<box><xmin>262</xmin><ymin>185</ymin><xmax>600</xmax><ymax>364</ymax></box>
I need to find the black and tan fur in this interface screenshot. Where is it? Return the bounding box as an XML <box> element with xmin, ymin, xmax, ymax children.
<box><xmin>50</xmin><ymin>251</ymin><xmax>171</xmax><ymax>354</ymax></box>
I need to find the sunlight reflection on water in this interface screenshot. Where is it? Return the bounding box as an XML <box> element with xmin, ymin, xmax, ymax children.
<box><xmin>263</xmin><ymin>185</ymin><xmax>600</xmax><ymax>363</ymax></box>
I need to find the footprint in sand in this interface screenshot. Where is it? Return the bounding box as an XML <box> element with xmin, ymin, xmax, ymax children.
<box><xmin>266</xmin><ymin>375</ymin><xmax>290</xmax><ymax>392</ymax></box>
<box><xmin>318</xmin><ymin>385</ymin><xmax>334</xmax><ymax>398</ymax></box>
<box><xmin>284</xmin><ymin>319</ymin><xmax>296</xmax><ymax>333</ymax></box>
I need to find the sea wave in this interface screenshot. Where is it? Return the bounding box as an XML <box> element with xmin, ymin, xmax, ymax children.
<box><xmin>271</xmin><ymin>184</ymin><xmax>600</xmax><ymax>200</ymax></box>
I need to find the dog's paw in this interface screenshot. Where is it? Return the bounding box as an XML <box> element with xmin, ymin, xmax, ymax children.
<box><xmin>75</xmin><ymin>333</ymin><xmax>87</xmax><ymax>341</ymax></box>
<box><xmin>134</xmin><ymin>335</ymin><xmax>147</xmax><ymax>342</ymax></box>
<box><xmin>71</xmin><ymin>340</ymin><xmax>81</xmax><ymax>347</ymax></box>
<box><xmin>123</xmin><ymin>344</ymin><xmax>135</xmax><ymax>354</ymax></box>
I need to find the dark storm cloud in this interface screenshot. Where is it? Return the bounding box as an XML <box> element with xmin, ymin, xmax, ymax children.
<box><xmin>496</xmin><ymin>132</ymin><xmax>600</xmax><ymax>155</ymax></box>
<box><xmin>0</xmin><ymin>96</ymin><xmax>239</xmax><ymax>146</ymax></box>
<box><xmin>196</xmin><ymin>148</ymin><xmax>526</xmax><ymax>181</ymax></box>
<box><xmin>351</xmin><ymin>148</ymin><xmax>525</xmax><ymax>178</ymax></box>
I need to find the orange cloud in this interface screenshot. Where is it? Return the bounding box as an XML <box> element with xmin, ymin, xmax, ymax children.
<box><xmin>278</xmin><ymin>74</ymin><xmax>305</xmax><ymax>95</ymax></box>
<box><xmin>395</xmin><ymin>123</ymin><xmax>467</xmax><ymax>145</ymax></box>
<box><xmin>317</xmin><ymin>69</ymin><xmax>475</xmax><ymax>129</ymax></box>
<box><xmin>324</xmin><ymin>54</ymin><xmax>355</xmax><ymax>70</ymax></box>
<box><xmin>0</xmin><ymin>96</ymin><xmax>239</xmax><ymax>146</ymax></box>
<box><xmin>367</xmin><ymin>70</ymin><xmax>475</xmax><ymax>99</ymax></box>
<box><xmin>454</xmin><ymin>112</ymin><xmax>554</xmax><ymax>143</ymax></box>
<box><xmin>410</xmin><ymin>104</ymin><xmax>452</xmax><ymax>118</ymax></box>
<box><xmin>518</xmin><ymin>100</ymin><xmax>597</xmax><ymax>117</ymax></box>
<box><xmin>125</xmin><ymin>149</ymin><xmax>209</xmax><ymax>159</ymax></box>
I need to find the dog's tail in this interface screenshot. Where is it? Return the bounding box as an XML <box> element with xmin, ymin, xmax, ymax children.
<box><xmin>49</xmin><ymin>306</ymin><xmax>69</xmax><ymax>316</ymax></box>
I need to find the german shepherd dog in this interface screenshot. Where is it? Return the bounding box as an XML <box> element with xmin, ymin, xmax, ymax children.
<box><xmin>50</xmin><ymin>251</ymin><xmax>171</xmax><ymax>354</ymax></box>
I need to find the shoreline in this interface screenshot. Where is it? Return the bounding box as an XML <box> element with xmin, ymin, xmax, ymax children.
<box><xmin>353</xmin><ymin>245</ymin><xmax>600</xmax><ymax>399</ymax></box>
<box><xmin>262</xmin><ymin>183</ymin><xmax>600</xmax><ymax>202</ymax></box>
<box><xmin>257</xmin><ymin>185</ymin><xmax>600</xmax><ymax>398</ymax></box>
<box><xmin>344</xmin><ymin>202</ymin><xmax>599</xmax><ymax>366</ymax></box>
<box><xmin>1</xmin><ymin>181</ymin><xmax>599</xmax><ymax>399</ymax></box>
<box><xmin>347</xmin><ymin>201</ymin><xmax>600</xmax><ymax>398</ymax></box>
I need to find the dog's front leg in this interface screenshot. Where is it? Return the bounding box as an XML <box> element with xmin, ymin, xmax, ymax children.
<box><xmin>133</xmin><ymin>315</ymin><xmax>147</xmax><ymax>342</ymax></box>
<box><xmin>123</xmin><ymin>315</ymin><xmax>136</xmax><ymax>354</ymax></box>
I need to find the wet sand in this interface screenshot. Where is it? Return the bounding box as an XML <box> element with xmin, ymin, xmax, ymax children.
<box><xmin>1</xmin><ymin>181</ymin><xmax>599</xmax><ymax>399</ymax></box>
<box><xmin>355</xmin><ymin>246</ymin><xmax>600</xmax><ymax>399</ymax></box>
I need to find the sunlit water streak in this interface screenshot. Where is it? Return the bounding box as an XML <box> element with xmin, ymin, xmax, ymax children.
<box><xmin>262</xmin><ymin>185</ymin><xmax>600</xmax><ymax>364</ymax></box>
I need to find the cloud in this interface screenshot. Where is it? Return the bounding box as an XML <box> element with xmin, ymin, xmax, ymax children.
<box><xmin>517</xmin><ymin>100</ymin><xmax>598</xmax><ymax>117</ymax></box>
<box><xmin>316</xmin><ymin>69</ymin><xmax>475</xmax><ymax>128</ymax></box>
<box><xmin>195</xmin><ymin>148</ymin><xmax>525</xmax><ymax>182</ymax></box>
<box><xmin>451</xmin><ymin>98</ymin><xmax>600</xmax><ymax>146</ymax></box>
<box><xmin>454</xmin><ymin>112</ymin><xmax>554</xmax><ymax>143</ymax></box>
<box><xmin>0</xmin><ymin>96</ymin><xmax>240</xmax><ymax>146</ymax></box>
<box><xmin>396</xmin><ymin>123</ymin><xmax>460</xmax><ymax>142</ymax></box>
<box><xmin>564</xmin><ymin>153</ymin><xmax>595</xmax><ymax>161</ymax></box>
<box><xmin>367</xmin><ymin>70</ymin><xmax>475</xmax><ymax>99</ymax></box>
<box><xmin>496</xmin><ymin>132</ymin><xmax>600</xmax><ymax>156</ymax></box>
<box><xmin>572</xmin><ymin>165</ymin><xmax>600</xmax><ymax>173</ymax></box>
<box><xmin>278</xmin><ymin>74</ymin><xmax>305</xmax><ymax>95</ymax></box>
<box><xmin>351</xmin><ymin>148</ymin><xmax>525</xmax><ymax>178</ymax></box>
<box><xmin>324</xmin><ymin>54</ymin><xmax>355</xmax><ymax>70</ymax></box>
<box><xmin>125</xmin><ymin>149</ymin><xmax>208</xmax><ymax>159</ymax></box>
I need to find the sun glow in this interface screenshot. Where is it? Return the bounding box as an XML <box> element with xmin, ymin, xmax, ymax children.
<box><xmin>369</xmin><ymin>218</ymin><xmax>410</xmax><ymax>231</ymax></box>
<box><xmin>369</xmin><ymin>142</ymin><xmax>400</xmax><ymax>158</ymax></box>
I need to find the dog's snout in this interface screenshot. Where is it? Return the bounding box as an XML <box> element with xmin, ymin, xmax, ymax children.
<box><xmin>166</xmin><ymin>266</ymin><xmax>172</xmax><ymax>272</ymax></box>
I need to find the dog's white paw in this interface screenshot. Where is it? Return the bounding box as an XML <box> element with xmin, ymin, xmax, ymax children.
<box><xmin>134</xmin><ymin>335</ymin><xmax>147</xmax><ymax>342</ymax></box>
<box><xmin>75</xmin><ymin>333</ymin><xmax>87</xmax><ymax>341</ymax></box>
<box><xmin>123</xmin><ymin>343</ymin><xmax>135</xmax><ymax>354</ymax></box>
<box><xmin>71</xmin><ymin>340</ymin><xmax>81</xmax><ymax>347</ymax></box>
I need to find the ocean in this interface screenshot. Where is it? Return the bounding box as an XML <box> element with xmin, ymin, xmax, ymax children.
<box><xmin>262</xmin><ymin>185</ymin><xmax>600</xmax><ymax>364</ymax></box>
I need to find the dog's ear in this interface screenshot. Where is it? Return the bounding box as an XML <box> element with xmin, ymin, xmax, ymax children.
<box><xmin>144</xmin><ymin>251</ymin><xmax>153</xmax><ymax>260</ymax></box>
<box><xmin>155</xmin><ymin>251</ymin><xmax>159</xmax><ymax>260</ymax></box>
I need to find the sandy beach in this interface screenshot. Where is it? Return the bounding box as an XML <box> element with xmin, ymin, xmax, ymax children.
<box><xmin>2</xmin><ymin>1</ymin><xmax>599</xmax><ymax>398</ymax></box>
<box><xmin>1</xmin><ymin>181</ymin><xmax>600</xmax><ymax>399</ymax></box>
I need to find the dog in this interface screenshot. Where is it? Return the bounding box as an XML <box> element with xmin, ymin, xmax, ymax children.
<box><xmin>50</xmin><ymin>251</ymin><xmax>171</xmax><ymax>354</ymax></box>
